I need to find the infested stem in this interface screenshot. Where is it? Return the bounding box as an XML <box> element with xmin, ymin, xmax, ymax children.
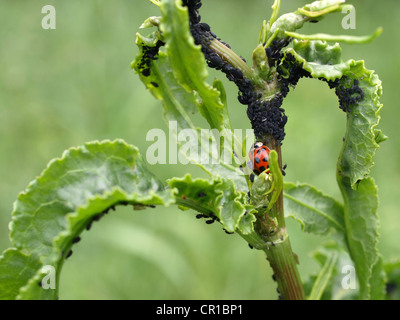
<box><xmin>260</xmin><ymin>139</ymin><xmax>305</xmax><ymax>300</ymax></box>
<box><xmin>209</xmin><ymin>39</ymin><xmax>253</xmax><ymax>78</ymax></box>
<box><xmin>208</xmin><ymin>35</ymin><xmax>306</xmax><ymax>300</ymax></box>
<box><xmin>264</xmin><ymin>234</ymin><xmax>305</xmax><ymax>300</ymax></box>
<box><xmin>184</xmin><ymin>0</ymin><xmax>305</xmax><ymax>300</ymax></box>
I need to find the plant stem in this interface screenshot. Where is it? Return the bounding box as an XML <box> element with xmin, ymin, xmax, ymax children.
<box><xmin>209</xmin><ymin>39</ymin><xmax>253</xmax><ymax>78</ymax></box>
<box><xmin>205</xmin><ymin>33</ymin><xmax>305</xmax><ymax>300</ymax></box>
<box><xmin>264</xmin><ymin>234</ymin><xmax>305</xmax><ymax>300</ymax></box>
<box><xmin>262</xmin><ymin>138</ymin><xmax>305</xmax><ymax>300</ymax></box>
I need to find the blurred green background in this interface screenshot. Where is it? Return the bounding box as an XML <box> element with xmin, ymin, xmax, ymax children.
<box><xmin>0</xmin><ymin>0</ymin><xmax>398</xmax><ymax>299</ymax></box>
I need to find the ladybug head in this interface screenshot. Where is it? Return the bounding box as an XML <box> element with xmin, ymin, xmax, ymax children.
<box><xmin>253</xmin><ymin>141</ymin><xmax>264</xmax><ymax>149</ymax></box>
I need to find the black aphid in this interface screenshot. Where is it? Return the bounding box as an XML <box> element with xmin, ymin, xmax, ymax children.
<box><xmin>66</xmin><ymin>250</ymin><xmax>73</xmax><ymax>259</ymax></box>
<box><xmin>72</xmin><ymin>237</ymin><xmax>81</xmax><ymax>244</ymax></box>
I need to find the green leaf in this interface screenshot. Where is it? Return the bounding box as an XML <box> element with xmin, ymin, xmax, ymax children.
<box><xmin>288</xmin><ymin>36</ymin><xmax>385</xmax><ymax>299</ymax></box>
<box><xmin>159</xmin><ymin>0</ymin><xmax>230</xmax><ymax>132</ymax></box>
<box><xmin>266</xmin><ymin>151</ymin><xmax>283</xmax><ymax>211</ymax></box>
<box><xmin>289</xmin><ymin>40</ymin><xmax>384</xmax><ymax>186</ymax></box>
<box><xmin>0</xmin><ymin>249</ymin><xmax>42</xmax><ymax>300</ymax></box>
<box><xmin>168</xmin><ymin>175</ymin><xmax>262</xmax><ymax>244</ymax></box>
<box><xmin>132</xmin><ymin>26</ymin><xmax>247</xmax><ymax>191</ymax></box>
<box><xmin>299</xmin><ymin>0</ymin><xmax>345</xmax><ymax>16</ymax></box>
<box><xmin>337</xmin><ymin>176</ymin><xmax>384</xmax><ymax>299</ymax></box>
<box><xmin>304</xmin><ymin>243</ymin><xmax>358</xmax><ymax>300</ymax></box>
<box><xmin>283</xmin><ymin>182</ymin><xmax>345</xmax><ymax>241</ymax></box>
<box><xmin>266</xmin><ymin>0</ymin><xmax>345</xmax><ymax>42</ymax></box>
<box><xmin>168</xmin><ymin>174</ymin><xmax>268</xmax><ymax>251</ymax></box>
<box><xmin>308</xmin><ymin>250</ymin><xmax>338</xmax><ymax>300</ymax></box>
<box><xmin>370</xmin><ymin>256</ymin><xmax>386</xmax><ymax>300</ymax></box>
<box><xmin>0</xmin><ymin>140</ymin><xmax>176</xmax><ymax>299</ymax></box>
<box><xmin>285</xmin><ymin>28</ymin><xmax>382</xmax><ymax>44</ymax></box>
<box><xmin>384</xmin><ymin>259</ymin><xmax>400</xmax><ymax>300</ymax></box>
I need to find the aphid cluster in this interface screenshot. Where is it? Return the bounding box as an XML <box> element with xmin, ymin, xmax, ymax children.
<box><xmin>265</xmin><ymin>38</ymin><xmax>292</xmax><ymax>68</ymax></box>
<box><xmin>276</xmin><ymin>52</ymin><xmax>311</xmax><ymax>98</ymax></box>
<box><xmin>196</xmin><ymin>213</ymin><xmax>219</xmax><ymax>224</ymax></box>
<box><xmin>334</xmin><ymin>78</ymin><xmax>365</xmax><ymax>112</ymax></box>
<box><xmin>182</xmin><ymin>1</ymin><xmax>305</xmax><ymax>142</ymax></box>
<box><xmin>137</xmin><ymin>40</ymin><xmax>165</xmax><ymax>77</ymax></box>
<box><xmin>246</xmin><ymin>95</ymin><xmax>287</xmax><ymax>141</ymax></box>
<box><xmin>247</xmin><ymin>51</ymin><xmax>311</xmax><ymax>141</ymax></box>
<box><xmin>182</xmin><ymin>1</ymin><xmax>252</xmax><ymax>104</ymax></box>
<box><xmin>185</xmin><ymin>1</ymin><xmax>365</xmax><ymax>143</ymax></box>
<box><xmin>240</xmin><ymin>47</ymin><xmax>310</xmax><ymax>142</ymax></box>
<box><xmin>318</xmin><ymin>76</ymin><xmax>365</xmax><ymax>112</ymax></box>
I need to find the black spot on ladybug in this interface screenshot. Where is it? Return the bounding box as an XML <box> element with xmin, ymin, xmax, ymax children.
<box><xmin>254</xmin><ymin>157</ymin><xmax>261</xmax><ymax>164</ymax></box>
<box><xmin>259</xmin><ymin>166</ymin><xmax>266</xmax><ymax>172</ymax></box>
<box><xmin>263</xmin><ymin>157</ymin><xmax>268</xmax><ymax>162</ymax></box>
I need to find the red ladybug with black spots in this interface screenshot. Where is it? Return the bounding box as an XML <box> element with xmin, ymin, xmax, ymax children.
<box><xmin>249</xmin><ymin>142</ymin><xmax>271</xmax><ymax>175</ymax></box>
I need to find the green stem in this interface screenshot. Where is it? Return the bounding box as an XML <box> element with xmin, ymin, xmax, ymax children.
<box><xmin>205</xmin><ymin>32</ymin><xmax>305</xmax><ymax>300</ymax></box>
<box><xmin>261</xmin><ymin>139</ymin><xmax>305</xmax><ymax>300</ymax></box>
<box><xmin>263</xmin><ymin>231</ymin><xmax>305</xmax><ymax>300</ymax></box>
<box><xmin>209</xmin><ymin>39</ymin><xmax>253</xmax><ymax>78</ymax></box>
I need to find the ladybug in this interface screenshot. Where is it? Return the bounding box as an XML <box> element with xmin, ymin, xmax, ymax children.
<box><xmin>249</xmin><ymin>142</ymin><xmax>271</xmax><ymax>175</ymax></box>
